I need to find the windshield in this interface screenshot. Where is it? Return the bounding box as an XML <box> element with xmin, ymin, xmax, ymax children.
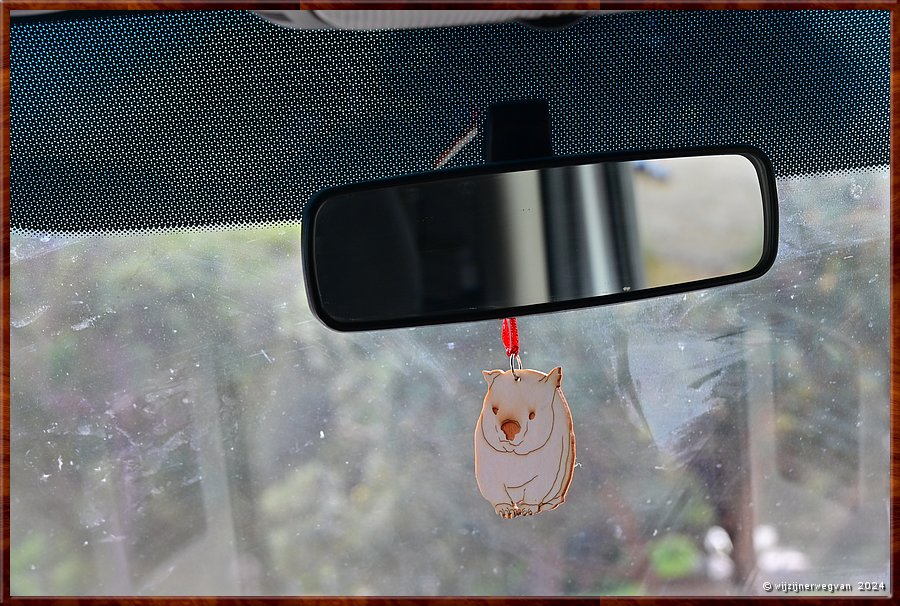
<box><xmin>10</xmin><ymin>168</ymin><xmax>889</xmax><ymax>595</ymax></box>
<box><xmin>8</xmin><ymin>8</ymin><xmax>890</xmax><ymax>598</ymax></box>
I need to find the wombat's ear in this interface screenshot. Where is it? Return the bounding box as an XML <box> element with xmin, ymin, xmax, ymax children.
<box><xmin>482</xmin><ymin>369</ymin><xmax>503</xmax><ymax>384</ymax></box>
<box><xmin>541</xmin><ymin>366</ymin><xmax>562</xmax><ymax>388</ymax></box>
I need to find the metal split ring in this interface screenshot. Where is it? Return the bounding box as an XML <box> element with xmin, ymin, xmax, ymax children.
<box><xmin>509</xmin><ymin>354</ymin><xmax>522</xmax><ymax>380</ymax></box>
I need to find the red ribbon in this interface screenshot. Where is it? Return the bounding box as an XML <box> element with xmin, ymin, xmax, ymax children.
<box><xmin>501</xmin><ymin>318</ymin><xmax>519</xmax><ymax>357</ymax></box>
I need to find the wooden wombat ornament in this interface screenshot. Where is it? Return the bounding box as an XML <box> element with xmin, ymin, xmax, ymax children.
<box><xmin>475</xmin><ymin>367</ymin><xmax>576</xmax><ymax>518</ymax></box>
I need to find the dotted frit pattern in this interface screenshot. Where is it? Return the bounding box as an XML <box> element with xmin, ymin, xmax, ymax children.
<box><xmin>10</xmin><ymin>10</ymin><xmax>889</xmax><ymax>236</ymax></box>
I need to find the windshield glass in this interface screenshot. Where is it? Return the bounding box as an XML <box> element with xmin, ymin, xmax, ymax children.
<box><xmin>10</xmin><ymin>168</ymin><xmax>889</xmax><ymax>596</ymax></box>
<box><xmin>9</xmin><ymin>7</ymin><xmax>890</xmax><ymax>598</ymax></box>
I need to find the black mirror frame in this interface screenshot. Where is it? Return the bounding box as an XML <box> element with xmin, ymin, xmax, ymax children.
<box><xmin>301</xmin><ymin>145</ymin><xmax>779</xmax><ymax>332</ymax></box>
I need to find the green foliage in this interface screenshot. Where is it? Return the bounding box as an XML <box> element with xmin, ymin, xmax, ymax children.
<box><xmin>647</xmin><ymin>534</ymin><xmax>700</xmax><ymax>581</ymax></box>
<box><xmin>11</xmin><ymin>530</ymin><xmax>92</xmax><ymax>596</ymax></box>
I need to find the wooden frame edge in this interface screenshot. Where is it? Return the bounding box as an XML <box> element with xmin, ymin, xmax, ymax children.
<box><xmin>2</xmin><ymin>1</ymin><xmax>11</xmax><ymax>602</ymax></box>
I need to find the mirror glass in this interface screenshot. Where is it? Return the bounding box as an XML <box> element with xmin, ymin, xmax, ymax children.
<box><xmin>306</xmin><ymin>153</ymin><xmax>772</xmax><ymax>329</ymax></box>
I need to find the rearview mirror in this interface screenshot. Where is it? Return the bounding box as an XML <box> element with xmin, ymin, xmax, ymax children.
<box><xmin>302</xmin><ymin>148</ymin><xmax>777</xmax><ymax>331</ymax></box>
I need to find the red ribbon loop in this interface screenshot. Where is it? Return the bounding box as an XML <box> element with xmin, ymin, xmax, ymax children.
<box><xmin>501</xmin><ymin>318</ymin><xmax>519</xmax><ymax>357</ymax></box>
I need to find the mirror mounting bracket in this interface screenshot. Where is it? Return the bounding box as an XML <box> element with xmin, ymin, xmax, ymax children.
<box><xmin>484</xmin><ymin>100</ymin><xmax>554</xmax><ymax>163</ymax></box>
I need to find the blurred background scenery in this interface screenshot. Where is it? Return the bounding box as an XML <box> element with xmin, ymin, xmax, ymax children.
<box><xmin>9</xmin><ymin>168</ymin><xmax>889</xmax><ymax>596</ymax></box>
<box><xmin>633</xmin><ymin>156</ymin><xmax>765</xmax><ymax>287</ymax></box>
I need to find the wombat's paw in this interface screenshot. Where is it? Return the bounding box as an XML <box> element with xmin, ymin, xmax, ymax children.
<box><xmin>495</xmin><ymin>504</ymin><xmax>518</xmax><ymax>519</ymax></box>
<box><xmin>517</xmin><ymin>503</ymin><xmax>537</xmax><ymax>516</ymax></box>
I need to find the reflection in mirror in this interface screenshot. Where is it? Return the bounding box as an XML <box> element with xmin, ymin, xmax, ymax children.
<box><xmin>307</xmin><ymin>153</ymin><xmax>770</xmax><ymax>327</ymax></box>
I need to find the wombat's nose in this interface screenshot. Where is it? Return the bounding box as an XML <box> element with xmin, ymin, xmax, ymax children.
<box><xmin>501</xmin><ymin>420</ymin><xmax>520</xmax><ymax>441</ymax></box>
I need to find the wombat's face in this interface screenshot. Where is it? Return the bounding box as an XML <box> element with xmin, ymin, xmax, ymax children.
<box><xmin>480</xmin><ymin>367</ymin><xmax>562</xmax><ymax>455</ymax></box>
